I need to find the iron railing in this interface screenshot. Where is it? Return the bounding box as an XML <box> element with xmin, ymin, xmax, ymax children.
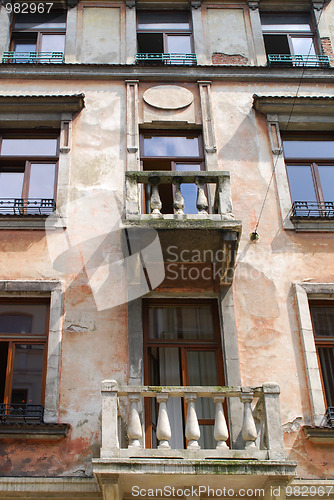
<box><xmin>136</xmin><ymin>53</ymin><xmax>197</xmax><ymax>65</ymax></box>
<box><xmin>326</xmin><ymin>407</ymin><xmax>334</xmax><ymax>427</ymax></box>
<box><xmin>2</xmin><ymin>51</ymin><xmax>64</xmax><ymax>64</ymax></box>
<box><xmin>290</xmin><ymin>201</ymin><xmax>334</xmax><ymax>218</ymax></box>
<box><xmin>268</xmin><ymin>54</ymin><xmax>330</xmax><ymax>68</ymax></box>
<box><xmin>0</xmin><ymin>198</ymin><xmax>56</xmax><ymax>216</ymax></box>
<box><xmin>0</xmin><ymin>404</ymin><xmax>44</xmax><ymax>423</ymax></box>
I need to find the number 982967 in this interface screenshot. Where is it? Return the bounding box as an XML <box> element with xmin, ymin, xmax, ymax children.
<box><xmin>4</xmin><ymin>3</ymin><xmax>54</xmax><ymax>14</ymax></box>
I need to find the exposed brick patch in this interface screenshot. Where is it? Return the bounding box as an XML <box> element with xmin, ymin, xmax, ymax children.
<box><xmin>212</xmin><ymin>52</ymin><xmax>249</xmax><ymax>65</ymax></box>
<box><xmin>321</xmin><ymin>37</ymin><xmax>334</xmax><ymax>65</ymax></box>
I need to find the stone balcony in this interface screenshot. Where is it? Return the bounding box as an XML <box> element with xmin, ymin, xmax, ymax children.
<box><xmin>124</xmin><ymin>171</ymin><xmax>242</xmax><ymax>284</ymax></box>
<box><xmin>93</xmin><ymin>382</ymin><xmax>296</xmax><ymax>499</ymax></box>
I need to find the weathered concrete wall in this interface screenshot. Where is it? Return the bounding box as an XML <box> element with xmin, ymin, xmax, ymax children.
<box><xmin>206</xmin><ymin>8</ymin><xmax>250</xmax><ymax>63</ymax></box>
<box><xmin>79</xmin><ymin>6</ymin><xmax>121</xmax><ymax>63</ymax></box>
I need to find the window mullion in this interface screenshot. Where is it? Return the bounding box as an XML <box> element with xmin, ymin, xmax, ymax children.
<box><xmin>3</xmin><ymin>341</ymin><xmax>14</xmax><ymax>405</ymax></box>
<box><xmin>311</xmin><ymin>162</ymin><xmax>325</xmax><ymax>203</ymax></box>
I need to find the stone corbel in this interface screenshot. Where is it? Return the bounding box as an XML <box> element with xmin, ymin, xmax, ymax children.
<box><xmin>126</xmin><ymin>0</ymin><xmax>136</xmax><ymax>8</ymax></box>
<box><xmin>126</xmin><ymin>80</ymin><xmax>140</xmax><ymax>171</ymax></box>
<box><xmin>267</xmin><ymin>115</ymin><xmax>282</xmax><ymax>155</ymax></box>
<box><xmin>191</xmin><ymin>0</ymin><xmax>202</xmax><ymax>9</ymax></box>
<box><xmin>247</xmin><ymin>1</ymin><xmax>259</xmax><ymax>10</ymax></box>
<box><xmin>312</xmin><ymin>0</ymin><xmax>324</xmax><ymax>10</ymax></box>
<box><xmin>198</xmin><ymin>81</ymin><xmax>217</xmax><ymax>155</ymax></box>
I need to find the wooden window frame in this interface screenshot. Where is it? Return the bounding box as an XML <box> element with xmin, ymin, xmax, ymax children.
<box><xmin>309</xmin><ymin>300</ymin><xmax>334</xmax><ymax>409</ymax></box>
<box><xmin>136</xmin><ymin>10</ymin><xmax>194</xmax><ymax>54</ymax></box>
<box><xmin>143</xmin><ymin>298</ymin><xmax>225</xmax><ymax>448</ymax></box>
<box><xmin>261</xmin><ymin>11</ymin><xmax>321</xmax><ymax>56</ymax></box>
<box><xmin>0</xmin><ymin>298</ymin><xmax>50</xmax><ymax>408</ymax></box>
<box><xmin>282</xmin><ymin>133</ymin><xmax>334</xmax><ymax>204</ymax></box>
<box><xmin>10</xmin><ymin>11</ymin><xmax>66</xmax><ymax>52</ymax></box>
<box><xmin>0</xmin><ymin>132</ymin><xmax>60</xmax><ymax>205</ymax></box>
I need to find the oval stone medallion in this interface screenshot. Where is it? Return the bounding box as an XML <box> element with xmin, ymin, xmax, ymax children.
<box><xmin>143</xmin><ymin>85</ymin><xmax>193</xmax><ymax>110</ymax></box>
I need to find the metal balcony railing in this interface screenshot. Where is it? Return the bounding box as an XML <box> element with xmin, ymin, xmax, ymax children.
<box><xmin>0</xmin><ymin>403</ymin><xmax>44</xmax><ymax>423</ymax></box>
<box><xmin>290</xmin><ymin>201</ymin><xmax>334</xmax><ymax>218</ymax></box>
<box><xmin>268</xmin><ymin>54</ymin><xmax>330</xmax><ymax>68</ymax></box>
<box><xmin>326</xmin><ymin>407</ymin><xmax>334</xmax><ymax>427</ymax></box>
<box><xmin>125</xmin><ymin>171</ymin><xmax>233</xmax><ymax>219</ymax></box>
<box><xmin>0</xmin><ymin>198</ymin><xmax>56</xmax><ymax>216</ymax></box>
<box><xmin>136</xmin><ymin>53</ymin><xmax>197</xmax><ymax>65</ymax></box>
<box><xmin>100</xmin><ymin>382</ymin><xmax>287</xmax><ymax>460</ymax></box>
<box><xmin>2</xmin><ymin>51</ymin><xmax>64</xmax><ymax>64</ymax></box>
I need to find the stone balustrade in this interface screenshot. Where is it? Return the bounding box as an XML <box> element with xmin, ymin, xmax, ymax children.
<box><xmin>100</xmin><ymin>382</ymin><xmax>287</xmax><ymax>461</ymax></box>
<box><xmin>125</xmin><ymin>171</ymin><xmax>234</xmax><ymax>219</ymax></box>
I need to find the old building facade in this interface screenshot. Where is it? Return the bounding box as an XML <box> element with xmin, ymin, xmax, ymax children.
<box><xmin>0</xmin><ymin>0</ymin><xmax>333</xmax><ymax>499</ymax></box>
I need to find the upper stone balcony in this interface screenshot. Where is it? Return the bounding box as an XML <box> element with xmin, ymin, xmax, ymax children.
<box><xmin>93</xmin><ymin>382</ymin><xmax>296</xmax><ymax>498</ymax></box>
<box><xmin>124</xmin><ymin>171</ymin><xmax>242</xmax><ymax>284</ymax></box>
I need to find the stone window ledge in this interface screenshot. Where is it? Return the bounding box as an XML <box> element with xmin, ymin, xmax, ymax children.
<box><xmin>290</xmin><ymin>218</ymin><xmax>334</xmax><ymax>232</ymax></box>
<box><xmin>303</xmin><ymin>426</ymin><xmax>334</xmax><ymax>443</ymax></box>
<box><xmin>0</xmin><ymin>423</ymin><xmax>70</xmax><ymax>440</ymax></box>
<box><xmin>0</xmin><ymin>214</ymin><xmax>67</xmax><ymax>230</ymax></box>
<box><xmin>0</xmin><ymin>423</ymin><xmax>71</xmax><ymax>440</ymax></box>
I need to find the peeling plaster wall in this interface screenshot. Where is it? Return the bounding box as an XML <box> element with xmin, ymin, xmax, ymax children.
<box><xmin>0</xmin><ymin>76</ymin><xmax>334</xmax><ymax>479</ymax></box>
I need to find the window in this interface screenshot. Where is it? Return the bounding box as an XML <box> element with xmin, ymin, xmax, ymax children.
<box><xmin>309</xmin><ymin>302</ymin><xmax>334</xmax><ymax>423</ymax></box>
<box><xmin>260</xmin><ymin>13</ymin><xmax>328</xmax><ymax>67</ymax></box>
<box><xmin>5</xmin><ymin>11</ymin><xmax>66</xmax><ymax>63</ymax></box>
<box><xmin>0</xmin><ymin>299</ymin><xmax>49</xmax><ymax>422</ymax></box>
<box><xmin>141</xmin><ymin>131</ymin><xmax>204</xmax><ymax>214</ymax></box>
<box><xmin>143</xmin><ymin>299</ymin><xmax>225</xmax><ymax>449</ymax></box>
<box><xmin>0</xmin><ymin>133</ymin><xmax>58</xmax><ymax>215</ymax></box>
<box><xmin>136</xmin><ymin>11</ymin><xmax>196</xmax><ymax>65</ymax></box>
<box><xmin>283</xmin><ymin>135</ymin><xmax>334</xmax><ymax>217</ymax></box>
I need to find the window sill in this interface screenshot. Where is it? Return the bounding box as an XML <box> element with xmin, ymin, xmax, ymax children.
<box><xmin>0</xmin><ymin>214</ymin><xmax>67</xmax><ymax>230</ymax></box>
<box><xmin>289</xmin><ymin>218</ymin><xmax>334</xmax><ymax>232</ymax></box>
<box><xmin>303</xmin><ymin>426</ymin><xmax>334</xmax><ymax>443</ymax></box>
<box><xmin>0</xmin><ymin>423</ymin><xmax>70</xmax><ymax>440</ymax></box>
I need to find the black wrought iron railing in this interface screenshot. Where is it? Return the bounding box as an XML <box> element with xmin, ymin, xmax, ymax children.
<box><xmin>0</xmin><ymin>198</ymin><xmax>56</xmax><ymax>216</ymax></box>
<box><xmin>0</xmin><ymin>404</ymin><xmax>44</xmax><ymax>423</ymax></box>
<box><xmin>326</xmin><ymin>407</ymin><xmax>334</xmax><ymax>427</ymax></box>
<box><xmin>136</xmin><ymin>53</ymin><xmax>197</xmax><ymax>65</ymax></box>
<box><xmin>268</xmin><ymin>54</ymin><xmax>330</xmax><ymax>68</ymax></box>
<box><xmin>290</xmin><ymin>201</ymin><xmax>334</xmax><ymax>218</ymax></box>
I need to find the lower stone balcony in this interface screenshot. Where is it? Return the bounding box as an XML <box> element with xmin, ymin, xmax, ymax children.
<box><xmin>93</xmin><ymin>382</ymin><xmax>297</xmax><ymax>499</ymax></box>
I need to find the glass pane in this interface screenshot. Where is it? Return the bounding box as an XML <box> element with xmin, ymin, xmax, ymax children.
<box><xmin>1</xmin><ymin>139</ymin><xmax>57</xmax><ymax>157</ymax></box>
<box><xmin>286</xmin><ymin>165</ymin><xmax>317</xmax><ymax>202</ymax></box>
<box><xmin>188</xmin><ymin>351</ymin><xmax>217</xmax><ymax>419</ymax></box>
<box><xmin>199</xmin><ymin>425</ymin><xmax>215</xmax><ymax>449</ymax></box>
<box><xmin>143</xmin><ymin>136</ymin><xmax>200</xmax><ymax>157</ymax></box>
<box><xmin>148</xmin><ymin>305</ymin><xmax>215</xmax><ymax>340</ymax></box>
<box><xmin>14</xmin><ymin>41</ymin><xmax>37</xmax><ymax>52</ymax></box>
<box><xmin>291</xmin><ymin>37</ymin><xmax>315</xmax><ymax>56</ymax></box>
<box><xmin>11</xmin><ymin>344</ymin><xmax>44</xmax><ymax>405</ymax></box>
<box><xmin>14</xmin><ymin>12</ymin><xmax>66</xmax><ymax>30</ymax></box>
<box><xmin>0</xmin><ymin>303</ymin><xmax>48</xmax><ymax>335</ymax></box>
<box><xmin>318</xmin><ymin>166</ymin><xmax>334</xmax><ymax>201</ymax></box>
<box><xmin>40</xmin><ymin>34</ymin><xmax>65</xmax><ymax>52</ymax></box>
<box><xmin>317</xmin><ymin>347</ymin><xmax>334</xmax><ymax>407</ymax></box>
<box><xmin>310</xmin><ymin>305</ymin><xmax>334</xmax><ymax>338</ymax></box>
<box><xmin>175</xmin><ymin>163</ymin><xmax>201</xmax><ymax>214</ymax></box>
<box><xmin>167</xmin><ymin>35</ymin><xmax>192</xmax><ymax>53</ymax></box>
<box><xmin>138</xmin><ymin>11</ymin><xmax>190</xmax><ymax>30</ymax></box>
<box><xmin>0</xmin><ymin>172</ymin><xmax>24</xmax><ymax>198</ymax></box>
<box><xmin>283</xmin><ymin>140</ymin><xmax>334</xmax><ymax>159</ymax></box>
<box><xmin>28</xmin><ymin>163</ymin><xmax>56</xmax><ymax>199</ymax></box>
<box><xmin>261</xmin><ymin>13</ymin><xmax>311</xmax><ymax>32</ymax></box>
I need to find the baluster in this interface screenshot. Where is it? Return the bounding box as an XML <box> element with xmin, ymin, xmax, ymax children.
<box><xmin>128</xmin><ymin>393</ymin><xmax>142</xmax><ymax>448</ymax></box>
<box><xmin>156</xmin><ymin>393</ymin><xmax>172</xmax><ymax>449</ymax></box>
<box><xmin>240</xmin><ymin>392</ymin><xmax>258</xmax><ymax>449</ymax></box>
<box><xmin>173</xmin><ymin>177</ymin><xmax>184</xmax><ymax>215</ymax></box>
<box><xmin>213</xmin><ymin>395</ymin><xmax>229</xmax><ymax>449</ymax></box>
<box><xmin>195</xmin><ymin>177</ymin><xmax>209</xmax><ymax>214</ymax></box>
<box><xmin>149</xmin><ymin>177</ymin><xmax>162</xmax><ymax>216</ymax></box>
<box><xmin>185</xmin><ymin>393</ymin><xmax>200</xmax><ymax>449</ymax></box>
